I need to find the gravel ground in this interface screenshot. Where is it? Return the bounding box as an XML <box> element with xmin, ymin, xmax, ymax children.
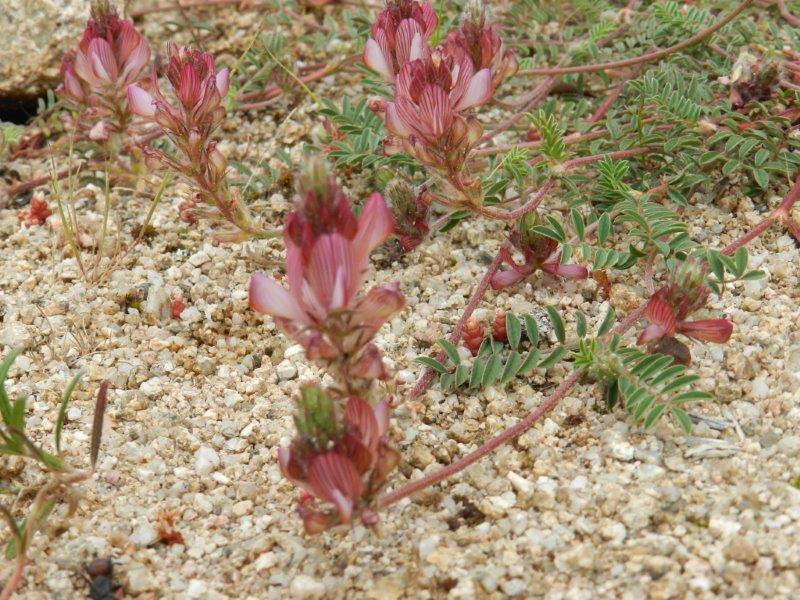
<box><xmin>2</xmin><ymin>5</ymin><xmax>800</xmax><ymax>599</ymax></box>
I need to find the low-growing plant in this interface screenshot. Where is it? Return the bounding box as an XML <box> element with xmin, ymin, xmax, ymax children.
<box><xmin>0</xmin><ymin>350</ymin><xmax>107</xmax><ymax>600</ymax></box>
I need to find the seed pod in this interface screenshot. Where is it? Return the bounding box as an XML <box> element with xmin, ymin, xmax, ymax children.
<box><xmin>463</xmin><ymin>317</ymin><xmax>485</xmax><ymax>356</ymax></box>
<box><xmin>491</xmin><ymin>311</ymin><xmax>508</xmax><ymax>343</ymax></box>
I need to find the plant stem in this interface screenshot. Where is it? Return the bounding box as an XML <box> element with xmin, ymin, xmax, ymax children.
<box><xmin>517</xmin><ymin>0</ymin><xmax>753</xmax><ymax>76</ymax></box>
<box><xmin>721</xmin><ymin>173</ymin><xmax>800</xmax><ymax>255</ymax></box>
<box><xmin>777</xmin><ymin>0</ymin><xmax>800</xmax><ymax>26</ymax></box>
<box><xmin>0</xmin><ymin>555</ymin><xmax>25</xmax><ymax>600</ymax></box>
<box><xmin>409</xmin><ymin>242</ymin><xmax>510</xmax><ymax>399</ymax></box>
<box><xmin>380</xmin><ymin>370</ymin><xmax>583</xmax><ymax>509</ymax></box>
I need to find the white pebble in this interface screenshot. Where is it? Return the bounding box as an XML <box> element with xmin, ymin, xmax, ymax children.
<box><xmin>195</xmin><ymin>445</ymin><xmax>220</xmax><ymax>476</ymax></box>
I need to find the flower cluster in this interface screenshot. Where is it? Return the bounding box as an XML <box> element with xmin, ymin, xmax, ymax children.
<box><xmin>443</xmin><ymin>0</ymin><xmax>519</xmax><ymax>93</ymax></box>
<box><xmin>250</xmin><ymin>159</ymin><xmax>404</xmax><ymax>383</ymax></box>
<box><xmin>384</xmin><ymin>178</ymin><xmax>430</xmax><ymax>251</ymax></box>
<box><xmin>365</xmin><ymin>0</ymin><xmax>516</xmax><ymax>207</ymax></box>
<box><xmin>279</xmin><ymin>388</ymin><xmax>400</xmax><ymax>533</ymax></box>
<box><xmin>128</xmin><ymin>45</ymin><xmax>265</xmax><ymax>241</ymax></box>
<box><xmin>249</xmin><ymin>159</ymin><xmax>404</xmax><ymax>532</ymax></box>
<box><xmin>491</xmin><ymin>212</ymin><xmax>588</xmax><ymax>289</ymax></box>
<box><xmin>364</xmin><ymin>0</ymin><xmax>437</xmax><ymax>82</ymax></box>
<box><xmin>638</xmin><ymin>261</ymin><xmax>733</xmax><ymax>349</ymax></box>
<box><xmin>58</xmin><ymin>0</ymin><xmax>151</xmax><ymax>140</ymax></box>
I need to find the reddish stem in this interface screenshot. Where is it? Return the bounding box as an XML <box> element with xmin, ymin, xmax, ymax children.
<box><xmin>777</xmin><ymin>0</ymin><xmax>800</xmax><ymax>26</ymax></box>
<box><xmin>721</xmin><ymin>174</ymin><xmax>800</xmax><ymax>256</ymax></box>
<box><xmin>0</xmin><ymin>555</ymin><xmax>25</xmax><ymax>600</ymax></box>
<box><xmin>517</xmin><ymin>1</ymin><xmax>753</xmax><ymax>76</ymax></box>
<box><xmin>1</xmin><ymin>163</ymin><xmax>84</xmax><ymax>198</ymax></box>
<box><xmin>409</xmin><ymin>242</ymin><xmax>510</xmax><ymax>399</ymax></box>
<box><xmin>380</xmin><ymin>370</ymin><xmax>583</xmax><ymax>509</ymax></box>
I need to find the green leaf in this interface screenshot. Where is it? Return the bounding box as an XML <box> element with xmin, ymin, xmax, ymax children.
<box><xmin>440</xmin><ymin>372</ymin><xmax>454</xmax><ymax>390</ymax></box>
<box><xmin>537</xmin><ymin>346</ymin><xmax>568</xmax><ymax>369</ymax></box>
<box><xmin>523</xmin><ymin>314</ymin><xmax>540</xmax><ymax>347</ymax></box>
<box><xmin>470</xmin><ymin>359</ymin><xmax>487</xmax><ymax>388</ymax></box>
<box><xmin>707</xmin><ymin>251</ymin><xmax>725</xmax><ymax>281</ymax></box>
<box><xmin>752</xmin><ymin>168</ymin><xmax>769</xmax><ymax>190</ymax></box>
<box><xmin>733</xmin><ymin>247</ymin><xmax>748</xmax><ymax>277</ymax></box>
<box><xmin>415</xmin><ymin>357</ymin><xmax>448</xmax><ymax>373</ymax></box>
<box><xmin>437</xmin><ymin>340</ymin><xmax>461</xmax><ymax>366</ymax></box>
<box><xmin>506</xmin><ymin>313</ymin><xmax>522</xmax><ymax>351</ymax></box>
<box><xmin>482</xmin><ymin>354</ymin><xmax>503</xmax><ymax>386</ymax></box>
<box><xmin>597</xmin><ymin>212</ymin><xmax>612</xmax><ymax>244</ymax></box>
<box><xmin>575</xmin><ymin>312</ymin><xmax>587</xmax><ymax>338</ymax></box>
<box><xmin>55</xmin><ymin>370</ymin><xmax>83</xmax><ymax>454</ymax></box>
<box><xmin>571</xmin><ymin>208</ymin><xmax>585</xmax><ymax>241</ymax></box>
<box><xmin>455</xmin><ymin>364</ymin><xmax>470</xmax><ymax>388</ymax></box>
<box><xmin>597</xmin><ymin>307</ymin><xmax>616</xmax><ymax>336</ymax></box>
<box><xmin>500</xmin><ymin>352</ymin><xmax>523</xmax><ymax>384</ymax></box>
<box><xmin>671</xmin><ymin>407</ymin><xmax>693</xmax><ymax>433</ymax></box>
<box><xmin>741</xmin><ymin>270</ymin><xmax>765</xmax><ymax>280</ymax></box>
<box><xmin>518</xmin><ymin>349</ymin><xmax>540</xmax><ymax>374</ymax></box>
<box><xmin>644</xmin><ymin>404</ymin><xmax>667</xmax><ymax>428</ymax></box>
<box><xmin>670</xmin><ymin>390</ymin><xmax>712</xmax><ymax>404</ymax></box>
<box><xmin>545</xmin><ymin>306</ymin><xmax>566</xmax><ymax>343</ymax></box>
<box><xmin>0</xmin><ymin>348</ymin><xmax>22</xmax><ymax>424</ymax></box>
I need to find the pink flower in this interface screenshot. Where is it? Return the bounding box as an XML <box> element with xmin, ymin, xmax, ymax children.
<box><xmin>249</xmin><ymin>189</ymin><xmax>404</xmax><ymax>374</ymax></box>
<box><xmin>277</xmin><ymin>390</ymin><xmax>400</xmax><ymax>533</ymax></box>
<box><xmin>58</xmin><ymin>1</ymin><xmax>150</xmax><ymax>111</ymax></box>
<box><xmin>444</xmin><ymin>2</ymin><xmax>518</xmax><ymax>91</ymax></box>
<box><xmin>637</xmin><ymin>293</ymin><xmax>733</xmax><ymax>345</ymax></box>
<box><xmin>491</xmin><ymin>214</ymin><xmax>588</xmax><ymax>289</ymax></box>
<box><xmin>363</xmin><ymin>0</ymin><xmax>437</xmax><ymax>81</ymax></box>
<box><xmin>127</xmin><ymin>44</ymin><xmax>229</xmax><ymax>134</ymax></box>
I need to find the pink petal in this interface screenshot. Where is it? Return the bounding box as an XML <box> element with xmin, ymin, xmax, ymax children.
<box><xmin>373</xmin><ymin>400</ymin><xmax>390</xmax><ymax>436</ymax></box>
<box><xmin>352</xmin><ymin>194</ymin><xmax>394</xmax><ymax>268</ymax></box>
<box><xmin>345</xmin><ymin>397</ymin><xmax>380</xmax><ymax>453</ymax></box>
<box><xmin>408</xmin><ymin>32</ymin><xmax>427</xmax><ymax>62</ymax></box>
<box><xmin>88</xmin><ymin>38</ymin><xmax>119</xmax><ymax>82</ymax></box>
<box><xmin>637</xmin><ymin>323</ymin><xmax>666</xmax><ymax>345</ymax></box>
<box><xmin>676</xmin><ymin>319</ymin><xmax>733</xmax><ymax>343</ymax></box>
<box><xmin>490</xmin><ymin>269</ymin><xmax>526</xmax><ymax>290</ymax></box>
<box><xmin>419</xmin><ymin>3</ymin><xmax>438</xmax><ymax>37</ymax></box>
<box><xmin>384</xmin><ymin>102</ymin><xmax>413</xmax><ymax>137</ymax></box>
<box><xmin>306</xmin><ymin>234</ymin><xmax>358</xmax><ymax>314</ymax></box>
<box><xmin>364</xmin><ymin>38</ymin><xmax>394</xmax><ymax>81</ymax></box>
<box><xmin>307</xmin><ymin>453</ymin><xmax>363</xmax><ymax>523</ymax></box>
<box><xmin>215</xmin><ymin>67</ymin><xmax>230</xmax><ymax>96</ymax></box>
<box><xmin>417</xmin><ymin>85</ymin><xmax>452</xmax><ymax>136</ymax></box>
<box><xmin>395</xmin><ymin>20</ymin><xmax>422</xmax><ymax>65</ymax></box>
<box><xmin>645</xmin><ymin>295</ymin><xmax>677</xmax><ymax>335</ymax></box>
<box><xmin>119</xmin><ymin>38</ymin><xmax>150</xmax><ymax>84</ymax></box>
<box><xmin>542</xmin><ymin>261</ymin><xmax>589</xmax><ymax>279</ymax></box>
<box><xmin>454</xmin><ymin>68</ymin><xmax>492</xmax><ymax>111</ymax></box>
<box><xmin>127</xmin><ymin>85</ymin><xmax>155</xmax><ymax>117</ymax></box>
<box><xmin>351</xmin><ymin>282</ymin><xmax>404</xmax><ymax>332</ymax></box>
<box><xmin>248</xmin><ymin>272</ymin><xmax>307</xmax><ymax>322</ymax></box>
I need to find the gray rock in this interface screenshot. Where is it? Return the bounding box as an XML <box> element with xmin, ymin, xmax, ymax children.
<box><xmin>0</xmin><ymin>1</ymin><xmax>90</xmax><ymax>98</ymax></box>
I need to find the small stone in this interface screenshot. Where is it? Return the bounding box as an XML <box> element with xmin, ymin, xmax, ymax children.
<box><xmin>186</xmin><ymin>580</ymin><xmax>207</xmax><ymax>598</ymax></box>
<box><xmin>775</xmin><ymin>435</ymin><xmax>800</xmax><ymax>457</ymax></box>
<box><xmin>130</xmin><ymin>523</ymin><xmax>158</xmax><ymax>547</ymax></box>
<box><xmin>276</xmin><ymin>360</ymin><xmax>297</xmax><ymax>381</ymax></box>
<box><xmin>507</xmin><ymin>472</ymin><xmax>533</xmax><ymax>498</ymax></box>
<box><xmin>188</xmin><ymin>250</ymin><xmax>211</xmax><ymax>267</ymax></box>
<box><xmin>67</xmin><ymin>407</ymin><xmax>81</xmax><ymax>421</ymax></box>
<box><xmin>290</xmin><ymin>575</ymin><xmax>326</xmax><ymax>599</ymax></box>
<box><xmin>0</xmin><ymin>324</ymin><xmax>33</xmax><ymax>349</ymax></box>
<box><xmin>139</xmin><ymin>377</ymin><xmax>163</xmax><ymax>397</ymax></box>
<box><xmin>724</xmin><ymin>535</ymin><xmax>759</xmax><ymax>564</ymax></box>
<box><xmin>500</xmin><ymin>578</ymin><xmax>526</xmax><ymax>596</ymax></box>
<box><xmin>232</xmin><ymin>500</ymin><xmax>253</xmax><ymax>517</ymax></box>
<box><xmin>180</xmin><ymin>306</ymin><xmax>202</xmax><ymax>323</ymax></box>
<box><xmin>418</xmin><ymin>535</ymin><xmax>439</xmax><ymax>561</ymax></box>
<box><xmin>608</xmin><ymin>439</ymin><xmax>635</xmax><ymax>462</ymax></box>
<box><xmin>195</xmin><ymin>445</ymin><xmax>220</xmax><ymax>476</ymax></box>
<box><xmin>254</xmin><ymin>552</ymin><xmax>276</xmax><ymax>572</ymax></box>
<box><xmin>127</xmin><ymin>566</ymin><xmax>154</xmax><ymax>593</ymax></box>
